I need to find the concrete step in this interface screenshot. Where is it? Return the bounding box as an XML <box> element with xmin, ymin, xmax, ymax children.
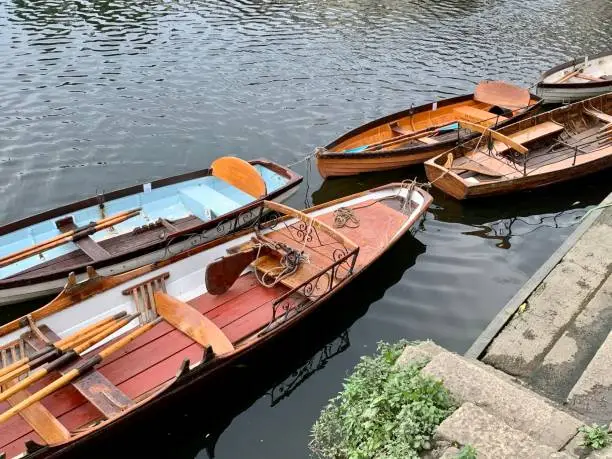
<box><xmin>567</xmin><ymin>330</ymin><xmax>612</xmax><ymax>424</ymax></box>
<box><xmin>423</xmin><ymin>351</ymin><xmax>583</xmax><ymax>450</ymax></box>
<box><xmin>482</xmin><ymin>257</ymin><xmax>607</xmax><ymax>378</ymax></box>
<box><xmin>529</xmin><ymin>274</ymin><xmax>612</xmax><ymax>403</ymax></box>
<box><xmin>435</xmin><ymin>403</ymin><xmax>575</xmax><ymax>458</ymax></box>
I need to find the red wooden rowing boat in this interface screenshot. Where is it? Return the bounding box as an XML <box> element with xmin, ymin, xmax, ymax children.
<box><xmin>0</xmin><ymin>183</ymin><xmax>431</xmax><ymax>458</ymax></box>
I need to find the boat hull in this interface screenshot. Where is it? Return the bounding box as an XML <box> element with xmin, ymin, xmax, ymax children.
<box><xmin>316</xmin><ymin>146</ymin><xmax>449</xmax><ymax>178</ymax></box>
<box><xmin>535</xmin><ymin>83</ymin><xmax>612</xmax><ymax>104</ymax></box>
<box><xmin>425</xmin><ymin>154</ymin><xmax>612</xmax><ymax>199</ymax></box>
<box><xmin>536</xmin><ymin>49</ymin><xmax>612</xmax><ymax>104</ymax></box>
<box><xmin>424</xmin><ymin>93</ymin><xmax>612</xmax><ymax>199</ymax></box>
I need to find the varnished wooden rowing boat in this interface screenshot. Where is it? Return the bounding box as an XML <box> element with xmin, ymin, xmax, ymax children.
<box><xmin>0</xmin><ymin>183</ymin><xmax>431</xmax><ymax>458</ymax></box>
<box><xmin>315</xmin><ymin>81</ymin><xmax>542</xmax><ymax>178</ymax></box>
<box><xmin>0</xmin><ymin>157</ymin><xmax>301</xmax><ymax>306</ymax></box>
<box><xmin>536</xmin><ymin>50</ymin><xmax>612</xmax><ymax>104</ymax></box>
<box><xmin>424</xmin><ymin>93</ymin><xmax>612</xmax><ymax>199</ymax></box>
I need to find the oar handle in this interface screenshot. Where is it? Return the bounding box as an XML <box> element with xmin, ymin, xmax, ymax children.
<box><xmin>0</xmin><ymin>317</ymin><xmax>161</xmax><ymax>424</ymax></box>
<box><xmin>57</xmin><ymin>311</ymin><xmax>128</xmax><ymax>349</ymax></box>
<box><xmin>73</xmin><ymin>313</ymin><xmax>141</xmax><ymax>354</ymax></box>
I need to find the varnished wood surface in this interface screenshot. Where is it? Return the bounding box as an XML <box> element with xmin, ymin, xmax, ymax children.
<box><xmin>425</xmin><ymin>93</ymin><xmax>612</xmax><ymax>199</ymax></box>
<box><xmin>211</xmin><ymin>156</ymin><xmax>267</xmax><ymax>198</ymax></box>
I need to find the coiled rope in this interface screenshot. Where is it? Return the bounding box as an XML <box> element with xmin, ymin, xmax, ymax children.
<box><xmin>253</xmin><ymin>235</ymin><xmax>309</xmax><ymax>288</ymax></box>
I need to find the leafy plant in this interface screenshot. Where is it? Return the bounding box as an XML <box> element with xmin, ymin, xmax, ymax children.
<box><xmin>579</xmin><ymin>424</ymin><xmax>611</xmax><ymax>450</ymax></box>
<box><xmin>310</xmin><ymin>341</ymin><xmax>456</xmax><ymax>459</ymax></box>
<box><xmin>456</xmin><ymin>444</ymin><xmax>478</xmax><ymax>458</ymax></box>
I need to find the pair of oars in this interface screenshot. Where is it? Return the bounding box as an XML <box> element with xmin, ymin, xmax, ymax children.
<box><xmin>0</xmin><ymin>317</ymin><xmax>161</xmax><ymax>424</ymax></box>
<box><xmin>0</xmin><ymin>312</ymin><xmax>141</xmax><ymax>404</ymax></box>
<box><xmin>0</xmin><ymin>312</ymin><xmax>132</xmax><ymax>387</ymax></box>
<box><xmin>0</xmin><ymin>208</ymin><xmax>142</xmax><ymax>269</ymax></box>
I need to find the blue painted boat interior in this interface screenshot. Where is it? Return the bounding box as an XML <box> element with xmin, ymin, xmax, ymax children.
<box><xmin>0</xmin><ymin>164</ymin><xmax>288</xmax><ymax>280</ymax></box>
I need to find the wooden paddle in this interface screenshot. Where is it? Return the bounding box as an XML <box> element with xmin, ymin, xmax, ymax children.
<box><xmin>205</xmin><ymin>245</ymin><xmax>273</xmax><ymax>295</ymax></box>
<box><xmin>0</xmin><ymin>312</ymin><xmax>135</xmax><ymax>390</ymax></box>
<box><xmin>0</xmin><ymin>312</ymin><xmax>127</xmax><ymax>380</ymax></box>
<box><xmin>154</xmin><ymin>291</ymin><xmax>235</xmax><ymax>354</ymax></box>
<box><xmin>0</xmin><ymin>208</ymin><xmax>141</xmax><ymax>268</ymax></box>
<box><xmin>0</xmin><ymin>316</ymin><xmax>156</xmax><ymax>424</ymax></box>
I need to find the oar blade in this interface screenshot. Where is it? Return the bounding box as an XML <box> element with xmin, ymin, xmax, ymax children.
<box><xmin>155</xmin><ymin>291</ymin><xmax>234</xmax><ymax>355</ymax></box>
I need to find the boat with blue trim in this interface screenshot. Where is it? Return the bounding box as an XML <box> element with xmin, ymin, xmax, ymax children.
<box><xmin>0</xmin><ymin>157</ymin><xmax>301</xmax><ymax>306</ymax></box>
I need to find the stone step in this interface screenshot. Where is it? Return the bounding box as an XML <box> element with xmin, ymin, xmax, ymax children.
<box><xmin>481</xmin><ymin>207</ymin><xmax>611</xmax><ymax>379</ymax></box>
<box><xmin>529</xmin><ymin>274</ymin><xmax>612</xmax><ymax>403</ymax></box>
<box><xmin>482</xmin><ymin>257</ymin><xmax>607</xmax><ymax>378</ymax></box>
<box><xmin>566</xmin><ymin>330</ymin><xmax>612</xmax><ymax>424</ymax></box>
<box><xmin>423</xmin><ymin>351</ymin><xmax>583</xmax><ymax>450</ymax></box>
<box><xmin>435</xmin><ymin>403</ymin><xmax>575</xmax><ymax>458</ymax></box>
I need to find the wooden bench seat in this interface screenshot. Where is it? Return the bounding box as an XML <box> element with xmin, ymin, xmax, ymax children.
<box><xmin>453</xmin><ymin>106</ymin><xmax>508</xmax><ymax>126</ymax></box>
<box><xmin>474</xmin><ymin>121</ymin><xmax>564</xmax><ymax>156</ymax></box>
<box><xmin>389</xmin><ymin>122</ymin><xmax>412</xmax><ymax>136</ymax></box>
<box><xmin>585</xmin><ymin>108</ymin><xmax>612</xmax><ymax>124</ymax></box>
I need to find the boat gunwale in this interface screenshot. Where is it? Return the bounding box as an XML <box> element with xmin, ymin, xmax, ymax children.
<box><xmin>0</xmin><ymin>159</ymin><xmax>302</xmax><ymax>289</ymax></box>
<box><xmin>537</xmin><ymin>49</ymin><xmax>612</xmax><ymax>89</ymax></box>
<box><xmin>319</xmin><ymin>93</ymin><xmax>542</xmax><ymax>159</ymax></box>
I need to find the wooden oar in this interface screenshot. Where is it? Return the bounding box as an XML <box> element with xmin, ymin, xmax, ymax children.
<box><xmin>154</xmin><ymin>292</ymin><xmax>234</xmax><ymax>354</ymax></box>
<box><xmin>0</xmin><ymin>312</ymin><xmax>133</xmax><ymax>388</ymax></box>
<box><xmin>0</xmin><ymin>312</ymin><xmax>127</xmax><ymax>380</ymax></box>
<box><xmin>367</xmin><ymin>129</ymin><xmax>441</xmax><ymax>152</ymax></box>
<box><xmin>0</xmin><ymin>313</ymin><xmax>141</xmax><ymax>405</ymax></box>
<box><xmin>205</xmin><ymin>245</ymin><xmax>273</xmax><ymax>295</ymax></box>
<box><xmin>0</xmin><ymin>208</ymin><xmax>141</xmax><ymax>268</ymax></box>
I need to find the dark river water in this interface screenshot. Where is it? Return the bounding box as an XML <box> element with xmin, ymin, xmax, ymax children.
<box><xmin>1</xmin><ymin>0</ymin><xmax>611</xmax><ymax>457</ymax></box>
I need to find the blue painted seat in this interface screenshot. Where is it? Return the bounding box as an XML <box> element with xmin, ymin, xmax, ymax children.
<box><xmin>180</xmin><ymin>185</ymin><xmax>244</xmax><ymax>219</ymax></box>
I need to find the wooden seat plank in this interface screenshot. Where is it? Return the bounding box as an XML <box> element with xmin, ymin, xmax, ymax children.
<box><xmin>5</xmin><ymin>383</ymin><xmax>70</xmax><ymax>444</ymax></box>
<box><xmin>585</xmin><ymin>108</ymin><xmax>612</xmax><ymax>124</ymax></box>
<box><xmin>453</xmin><ymin>106</ymin><xmax>508</xmax><ymax>126</ymax></box>
<box><xmin>417</xmin><ymin>136</ymin><xmax>439</xmax><ymax>145</ymax></box>
<box><xmin>56</xmin><ymin>219</ymin><xmax>110</xmax><ymax>261</ymax></box>
<box><xmin>476</xmin><ymin>121</ymin><xmax>565</xmax><ymax>156</ymax></box>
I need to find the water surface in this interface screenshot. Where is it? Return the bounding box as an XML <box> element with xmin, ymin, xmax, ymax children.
<box><xmin>0</xmin><ymin>0</ymin><xmax>610</xmax><ymax>457</ymax></box>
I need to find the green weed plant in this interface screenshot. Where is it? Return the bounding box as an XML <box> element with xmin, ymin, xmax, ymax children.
<box><xmin>310</xmin><ymin>341</ymin><xmax>456</xmax><ymax>459</ymax></box>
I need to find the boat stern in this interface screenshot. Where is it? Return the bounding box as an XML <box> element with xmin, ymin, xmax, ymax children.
<box><xmin>424</xmin><ymin>154</ymin><xmax>469</xmax><ymax>200</ymax></box>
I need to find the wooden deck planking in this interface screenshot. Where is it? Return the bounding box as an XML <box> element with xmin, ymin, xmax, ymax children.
<box><xmin>315</xmin><ymin>201</ymin><xmax>408</xmax><ymax>268</ymax></box>
<box><xmin>2</xmin><ymin>431</ymin><xmax>45</xmax><ymax>459</ymax></box>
